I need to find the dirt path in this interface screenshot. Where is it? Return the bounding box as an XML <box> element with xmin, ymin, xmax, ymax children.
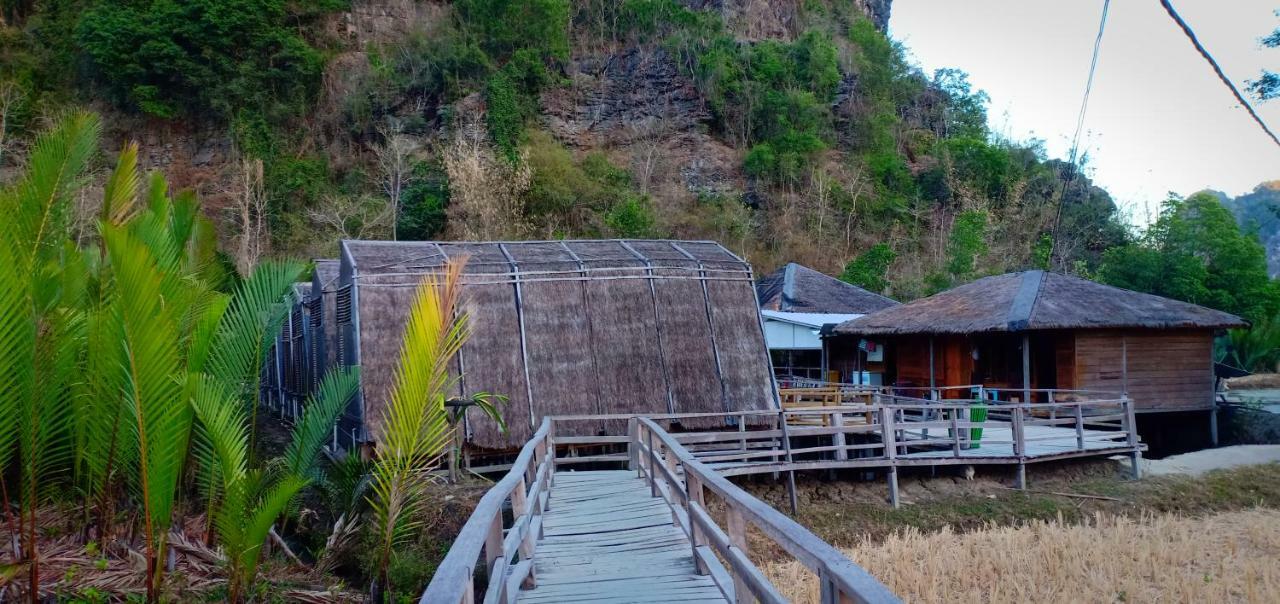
<box><xmin>1144</xmin><ymin>444</ymin><xmax>1280</xmax><ymax>476</ymax></box>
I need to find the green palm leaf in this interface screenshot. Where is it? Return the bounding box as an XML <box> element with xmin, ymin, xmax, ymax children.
<box><xmin>282</xmin><ymin>367</ymin><xmax>360</xmax><ymax>481</ymax></box>
<box><xmin>101</xmin><ymin>142</ymin><xmax>142</xmax><ymax>226</ymax></box>
<box><xmin>368</xmin><ymin>259</ymin><xmax>470</xmax><ymax>599</ymax></box>
<box><xmin>104</xmin><ymin>224</ymin><xmax>194</xmax><ymax>599</ymax></box>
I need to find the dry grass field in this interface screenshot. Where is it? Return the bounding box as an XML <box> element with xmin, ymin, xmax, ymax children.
<box><xmin>765</xmin><ymin>509</ymin><xmax>1280</xmax><ymax>603</ymax></box>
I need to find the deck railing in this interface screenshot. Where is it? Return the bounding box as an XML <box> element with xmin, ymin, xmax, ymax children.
<box><xmin>423</xmin><ymin>393</ymin><xmax>1143</xmax><ymax>602</ymax></box>
<box><xmin>632</xmin><ymin>417</ymin><xmax>901</xmax><ymax>604</ymax></box>
<box><xmin>421</xmin><ymin>417</ymin><xmax>553</xmax><ymax>604</ymax></box>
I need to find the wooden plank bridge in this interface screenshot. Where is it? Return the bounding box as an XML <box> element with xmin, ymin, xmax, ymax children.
<box><xmin>422</xmin><ymin>389</ymin><xmax>1144</xmax><ymax>603</ymax></box>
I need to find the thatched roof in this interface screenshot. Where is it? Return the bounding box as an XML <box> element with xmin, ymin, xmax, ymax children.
<box><xmin>340</xmin><ymin>239</ymin><xmax>777</xmax><ymax>449</ymax></box>
<box><xmin>834</xmin><ymin>270</ymin><xmax>1247</xmax><ymax>336</ymax></box>
<box><xmin>757</xmin><ymin>263</ymin><xmax>897</xmax><ymax>314</ymax></box>
<box><xmin>310</xmin><ymin>259</ymin><xmax>340</xmax><ymax>293</ymax></box>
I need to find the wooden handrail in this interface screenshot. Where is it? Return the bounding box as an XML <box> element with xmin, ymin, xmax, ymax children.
<box><xmin>634</xmin><ymin>417</ymin><xmax>902</xmax><ymax>604</ymax></box>
<box><xmin>421</xmin><ymin>417</ymin><xmax>553</xmax><ymax>604</ymax></box>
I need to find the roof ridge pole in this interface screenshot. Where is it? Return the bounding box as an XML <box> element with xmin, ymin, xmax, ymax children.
<box><xmin>498</xmin><ymin>243</ymin><xmax>538</xmax><ymax>433</ymax></box>
<box><xmin>669</xmin><ymin>242</ymin><xmax>730</xmax><ymax>415</ymax></box>
<box><xmin>559</xmin><ymin>241</ymin><xmax>605</xmax><ymax>417</ymax></box>
<box><xmin>620</xmin><ymin>240</ymin><xmax>676</xmax><ymax>415</ymax></box>
<box><xmin>781</xmin><ymin>263</ymin><xmax>797</xmax><ymax>312</ymax></box>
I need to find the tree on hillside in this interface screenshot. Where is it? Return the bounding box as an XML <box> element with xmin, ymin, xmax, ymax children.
<box><xmin>840</xmin><ymin>243</ymin><xmax>895</xmax><ymax>293</ymax></box>
<box><xmin>1098</xmin><ymin>192</ymin><xmax>1280</xmax><ymax>323</ymax></box>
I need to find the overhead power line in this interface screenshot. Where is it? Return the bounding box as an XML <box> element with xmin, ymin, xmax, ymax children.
<box><xmin>1068</xmin><ymin>0</ymin><xmax>1111</xmax><ymax>167</ymax></box>
<box><xmin>1049</xmin><ymin>0</ymin><xmax>1111</xmax><ymax>269</ymax></box>
<box><xmin>1160</xmin><ymin>0</ymin><xmax>1280</xmax><ymax>149</ymax></box>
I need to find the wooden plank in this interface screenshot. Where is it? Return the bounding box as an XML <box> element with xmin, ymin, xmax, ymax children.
<box><xmin>516</xmin><ymin>469</ymin><xmax>728</xmax><ymax>604</ymax></box>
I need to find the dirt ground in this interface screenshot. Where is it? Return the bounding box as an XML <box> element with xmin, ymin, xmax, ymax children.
<box><xmin>1145</xmin><ymin>445</ymin><xmax>1280</xmax><ymax>476</ymax></box>
<box><xmin>1228</xmin><ymin>373</ymin><xmax>1280</xmax><ymax>390</ymax></box>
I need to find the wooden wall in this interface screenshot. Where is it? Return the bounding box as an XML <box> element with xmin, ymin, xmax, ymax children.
<box><xmin>1074</xmin><ymin>329</ymin><xmax>1215</xmax><ymax>412</ymax></box>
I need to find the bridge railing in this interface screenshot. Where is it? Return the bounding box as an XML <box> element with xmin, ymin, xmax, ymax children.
<box><xmin>420</xmin><ymin>417</ymin><xmax>553</xmax><ymax>604</ymax></box>
<box><xmin>633</xmin><ymin>417</ymin><xmax>902</xmax><ymax>604</ymax></box>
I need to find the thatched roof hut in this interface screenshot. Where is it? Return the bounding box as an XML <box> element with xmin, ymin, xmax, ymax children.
<box><xmin>828</xmin><ymin>271</ymin><xmax>1247</xmax><ymax>430</ymax></box>
<box><xmin>834</xmin><ymin>270</ymin><xmax>1246</xmax><ymax>335</ymax></box>
<box><xmin>757</xmin><ymin>263</ymin><xmax>897</xmax><ymax>314</ymax></box>
<box><xmin>336</xmin><ymin>239</ymin><xmax>777</xmax><ymax>450</ymax></box>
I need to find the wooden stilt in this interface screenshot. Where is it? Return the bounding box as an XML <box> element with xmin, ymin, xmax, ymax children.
<box><xmin>1209</xmin><ymin>407</ymin><xmax>1219</xmax><ymax>447</ymax></box>
<box><xmin>1015</xmin><ymin>463</ymin><xmax>1027</xmax><ymax>490</ymax></box>
<box><xmin>888</xmin><ymin>467</ymin><xmax>900</xmax><ymax>508</ymax></box>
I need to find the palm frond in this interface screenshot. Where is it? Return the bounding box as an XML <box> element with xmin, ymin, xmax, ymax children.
<box><xmin>8</xmin><ymin>110</ymin><xmax>100</xmax><ymax>269</ymax></box>
<box><xmin>367</xmin><ymin>258</ymin><xmax>470</xmax><ymax>597</ymax></box>
<box><xmin>282</xmin><ymin>367</ymin><xmax>360</xmax><ymax>481</ymax></box>
<box><xmin>101</xmin><ymin>142</ymin><xmax>141</xmax><ymax>226</ymax></box>
<box><xmin>206</xmin><ymin>260</ymin><xmax>306</xmax><ymax>396</ymax></box>
<box><xmin>103</xmin><ymin>224</ymin><xmax>194</xmax><ymax>596</ymax></box>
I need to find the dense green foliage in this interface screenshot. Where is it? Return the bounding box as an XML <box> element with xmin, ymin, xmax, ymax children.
<box><xmin>0</xmin><ymin>114</ymin><xmax>360</xmax><ymax>602</ymax></box>
<box><xmin>840</xmin><ymin>243</ymin><xmax>895</xmax><ymax>293</ymax></box>
<box><xmin>76</xmin><ymin>0</ymin><xmax>337</xmax><ymax>118</ymax></box>
<box><xmin>1099</xmin><ymin>192</ymin><xmax>1280</xmax><ymax>324</ymax></box>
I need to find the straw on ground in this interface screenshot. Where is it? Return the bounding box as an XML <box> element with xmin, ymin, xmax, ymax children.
<box><xmin>765</xmin><ymin>509</ymin><xmax>1280</xmax><ymax>603</ymax></box>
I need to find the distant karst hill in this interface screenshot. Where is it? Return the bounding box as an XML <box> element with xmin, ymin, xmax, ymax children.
<box><xmin>1218</xmin><ymin>182</ymin><xmax>1280</xmax><ymax>277</ymax></box>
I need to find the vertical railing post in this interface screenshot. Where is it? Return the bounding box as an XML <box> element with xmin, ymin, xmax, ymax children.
<box><xmin>647</xmin><ymin>428</ymin><xmax>658</xmax><ymax>498</ymax></box>
<box><xmin>686</xmin><ymin>472</ymin><xmax>706</xmax><ymax>575</ymax></box>
<box><xmin>882</xmin><ymin>406</ymin><xmax>899</xmax><ymax>508</ymax></box>
<box><xmin>1124</xmin><ymin>396</ymin><xmax>1142</xmax><ymax>479</ymax></box>
<box><xmin>1074</xmin><ymin>402</ymin><xmax>1085</xmax><ymax>451</ymax></box>
<box><xmin>510</xmin><ymin>476</ymin><xmax>536</xmax><ymax>589</ymax></box>
<box><xmin>663</xmin><ymin>441</ymin><xmax>679</xmax><ymax>523</ymax></box>
<box><xmin>832</xmin><ymin>410</ymin><xmax>847</xmax><ymax>461</ymax></box>
<box><xmin>627</xmin><ymin>417</ymin><xmax>639</xmax><ymax>472</ymax></box>
<box><xmin>484</xmin><ymin>513</ymin><xmax>504</xmax><ymax>593</ymax></box>
<box><xmin>547</xmin><ymin>419</ymin><xmax>557</xmax><ymax>487</ymax></box>
<box><xmin>1012</xmin><ymin>405</ymin><xmax>1027</xmax><ymax>489</ymax></box>
<box><xmin>950</xmin><ymin>407</ymin><xmax>961</xmax><ymax>457</ymax></box>
<box><xmin>727</xmin><ymin>505</ymin><xmax>750</xmax><ymax>604</ymax></box>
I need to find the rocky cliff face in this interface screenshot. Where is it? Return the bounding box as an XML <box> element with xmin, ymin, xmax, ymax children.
<box><xmin>1222</xmin><ymin>182</ymin><xmax>1280</xmax><ymax>277</ymax></box>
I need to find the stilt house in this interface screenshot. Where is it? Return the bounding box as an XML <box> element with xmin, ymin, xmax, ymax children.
<box><xmin>828</xmin><ymin>270</ymin><xmax>1246</xmax><ymax>439</ymax></box>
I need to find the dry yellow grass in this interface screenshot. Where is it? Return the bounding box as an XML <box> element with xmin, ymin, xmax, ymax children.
<box><xmin>765</xmin><ymin>509</ymin><xmax>1280</xmax><ymax>603</ymax></box>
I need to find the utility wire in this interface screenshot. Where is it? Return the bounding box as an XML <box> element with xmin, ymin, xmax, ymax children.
<box><xmin>1160</xmin><ymin>0</ymin><xmax>1280</xmax><ymax>149</ymax></box>
<box><xmin>1049</xmin><ymin>0</ymin><xmax>1111</xmax><ymax>269</ymax></box>
<box><xmin>1068</xmin><ymin>0</ymin><xmax>1111</xmax><ymax>166</ymax></box>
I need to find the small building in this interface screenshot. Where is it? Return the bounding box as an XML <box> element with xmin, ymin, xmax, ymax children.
<box><xmin>828</xmin><ymin>270</ymin><xmax>1246</xmax><ymax>443</ymax></box>
<box><xmin>755</xmin><ymin>263</ymin><xmax>897</xmax><ymax>383</ymax></box>
<box><xmin>335</xmin><ymin>239</ymin><xmax>778</xmax><ymax>451</ymax></box>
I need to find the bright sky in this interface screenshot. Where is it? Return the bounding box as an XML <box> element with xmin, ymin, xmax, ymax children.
<box><xmin>890</xmin><ymin>0</ymin><xmax>1280</xmax><ymax>225</ymax></box>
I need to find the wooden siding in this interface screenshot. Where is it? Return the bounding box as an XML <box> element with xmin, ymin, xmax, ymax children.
<box><xmin>1074</xmin><ymin>329</ymin><xmax>1214</xmax><ymax>412</ymax></box>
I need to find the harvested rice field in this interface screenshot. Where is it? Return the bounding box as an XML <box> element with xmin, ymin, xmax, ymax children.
<box><xmin>765</xmin><ymin>509</ymin><xmax>1280</xmax><ymax>603</ymax></box>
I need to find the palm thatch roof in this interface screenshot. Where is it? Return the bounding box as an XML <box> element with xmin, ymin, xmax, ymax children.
<box><xmin>340</xmin><ymin>239</ymin><xmax>777</xmax><ymax>449</ymax></box>
<box><xmin>757</xmin><ymin>263</ymin><xmax>897</xmax><ymax>314</ymax></box>
<box><xmin>834</xmin><ymin>270</ymin><xmax>1247</xmax><ymax>336</ymax></box>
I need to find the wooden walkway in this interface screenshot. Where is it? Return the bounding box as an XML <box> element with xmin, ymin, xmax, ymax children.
<box><xmin>516</xmin><ymin>470</ymin><xmax>727</xmax><ymax>603</ymax></box>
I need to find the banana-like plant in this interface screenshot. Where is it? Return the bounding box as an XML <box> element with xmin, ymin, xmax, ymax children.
<box><xmin>367</xmin><ymin>259</ymin><xmax>470</xmax><ymax>601</ymax></box>
<box><xmin>191</xmin><ymin>367</ymin><xmax>358</xmax><ymax>603</ymax></box>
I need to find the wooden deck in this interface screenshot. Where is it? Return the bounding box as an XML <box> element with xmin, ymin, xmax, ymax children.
<box><xmin>516</xmin><ymin>471</ymin><xmax>727</xmax><ymax>603</ymax></box>
<box><xmin>899</xmin><ymin>425</ymin><xmax>1130</xmax><ymax>459</ymax></box>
